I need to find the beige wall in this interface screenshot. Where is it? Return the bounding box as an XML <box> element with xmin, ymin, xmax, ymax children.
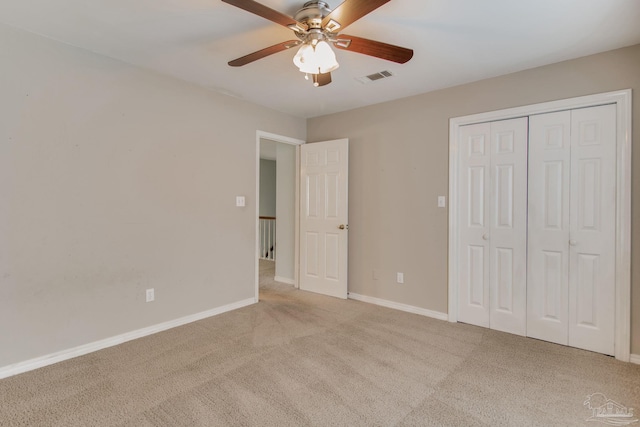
<box><xmin>0</xmin><ymin>23</ymin><xmax>305</xmax><ymax>367</ymax></box>
<box><xmin>308</xmin><ymin>44</ymin><xmax>640</xmax><ymax>354</ymax></box>
<box><xmin>2</xmin><ymin>19</ymin><xmax>638</xmax><ymax>369</ymax></box>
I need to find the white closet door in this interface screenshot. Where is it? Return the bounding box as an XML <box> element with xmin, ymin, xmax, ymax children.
<box><xmin>527</xmin><ymin>111</ymin><xmax>571</xmax><ymax>345</ymax></box>
<box><xmin>458</xmin><ymin>118</ymin><xmax>527</xmax><ymax>333</ymax></box>
<box><xmin>488</xmin><ymin>118</ymin><xmax>528</xmax><ymax>336</ymax></box>
<box><xmin>527</xmin><ymin>104</ymin><xmax>616</xmax><ymax>355</ymax></box>
<box><xmin>458</xmin><ymin>123</ymin><xmax>491</xmax><ymax>327</ymax></box>
<box><xmin>569</xmin><ymin>104</ymin><xmax>616</xmax><ymax>355</ymax></box>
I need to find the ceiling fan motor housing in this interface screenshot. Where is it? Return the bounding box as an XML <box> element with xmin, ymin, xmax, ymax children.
<box><xmin>294</xmin><ymin>1</ymin><xmax>332</xmax><ymax>29</ymax></box>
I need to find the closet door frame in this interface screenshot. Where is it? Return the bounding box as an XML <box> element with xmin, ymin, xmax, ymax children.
<box><xmin>448</xmin><ymin>89</ymin><xmax>632</xmax><ymax>362</ymax></box>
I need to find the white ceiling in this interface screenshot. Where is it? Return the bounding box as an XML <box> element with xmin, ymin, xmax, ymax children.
<box><xmin>2</xmin><ymin>0</ymin><xmax>640</xmax><ymax>118</ymax></box>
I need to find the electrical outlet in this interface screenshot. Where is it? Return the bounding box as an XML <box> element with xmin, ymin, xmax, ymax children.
<box><xmin>236</xmin><ymin>196</ymin><xmax>245</xmax><ymax>207</ymax></box>
<box><xmin>146</xmin><ymin>288</ymin><xmax>155</xmax><ymax>302</ymax></box>
<box><xmin>396</xmin><ymin>272</ymin><xmax>404</xmax><ymax>284</ymax></box>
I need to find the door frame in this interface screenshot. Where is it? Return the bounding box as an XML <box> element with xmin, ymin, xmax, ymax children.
<box><xmin>447</xmin><ymin>89</ymin><xmax>632</xmax><ymax>362</ymax></box>
<box><xmin>255</xmin><ymin>131</ymin><xmax>305</xmax><ymax>302</ymax></box>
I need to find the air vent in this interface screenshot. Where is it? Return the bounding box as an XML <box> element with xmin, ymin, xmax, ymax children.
<box><xmin>355</xmin><ymin>70</ymin><xmax>394</xmax><ymax>84</ymax></box>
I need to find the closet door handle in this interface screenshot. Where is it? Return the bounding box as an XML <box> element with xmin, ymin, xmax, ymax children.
<box><xmin>482</xmin><ymin>233</ymin><xmax>490</xmax><ymax>241</ymax></box>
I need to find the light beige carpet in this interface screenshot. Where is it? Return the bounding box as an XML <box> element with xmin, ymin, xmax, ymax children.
<box><xmin>1</xmin><ymin>260</ymin><xmax>638</xmax><ymax>426</ymax></box>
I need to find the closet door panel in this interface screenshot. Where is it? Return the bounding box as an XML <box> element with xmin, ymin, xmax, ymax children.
<box><xmin>488</xmin><ymin>118</ymin><xmax>528</xmax><ymax>336</ymax></box>
<box><xmin>458</xmin><ymin>123</ymin><xmax>491</xmax><ymax>327</ymax></box>
<box><xmin>527</xmin><ymin>111</ymin><xmax>571</xmax><ymax>345</ymax></box>
<box><xmin>568</xmin><ymin>104</ymin><xmax>616</xmax><ymax>355</ymax></box>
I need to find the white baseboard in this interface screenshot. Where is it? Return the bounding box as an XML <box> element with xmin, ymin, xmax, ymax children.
<box><xmin>348</xmin><ymin>293</ymin><xmax>448</xmax><ymax>321</ymax></box>
<box><xmin>630</xmin><ymin>354</ymin><xmax>640</xmax><ymax>365</ymax></box>
<box><xmin>274</xmin><ymin>276</ymin><xmax>295</xmax><ymax>285</ymax></box>
<box><xmin>0</xmin><ymin>297</ymin><xmax>256</xmax><ymax>380</ymax></box>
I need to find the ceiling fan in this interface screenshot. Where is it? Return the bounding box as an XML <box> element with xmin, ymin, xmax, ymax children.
<box><xmin>222</xmin><ymin>0</ymin><xmax>414</xmax><ymax>87</ymax></box>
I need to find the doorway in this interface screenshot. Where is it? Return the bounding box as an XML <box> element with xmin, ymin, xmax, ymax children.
<box><xmin>255</xmin><ymin>131</ymin><xmax>305</xmax><ymax>301</ymax></box>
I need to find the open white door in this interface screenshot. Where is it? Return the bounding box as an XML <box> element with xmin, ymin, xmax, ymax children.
<box><xmin>299</xmin><ymin>139</ymin><xmax>349</xmax><ymax>299</ymax></box>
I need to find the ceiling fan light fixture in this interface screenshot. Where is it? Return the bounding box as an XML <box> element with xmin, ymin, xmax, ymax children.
<box><xmin>315</xmin><ymin>40</ymin><xmax>339</xmax><ymax>73</ymax></box>
<box><xmin>293</xmin><ymin>40</ymin><xmax>339</xmax><ymax>75</ymax></box>
<box><xmin>293</xmin><ymin>43</ymin><xmax>318</xmax><ymax>73</ymax></box>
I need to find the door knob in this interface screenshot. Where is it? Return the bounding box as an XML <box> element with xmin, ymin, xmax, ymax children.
<box><xmin>482</xmin><ymin>233</ymin><xmax>489</xmax><ymax>240</ymax></box>
<box><xmin>339</xmin><ymin>224</ymin><xmax>348</xmax><ymax>230</ymax></box>
<box><xmin>569</xmin><ymin>240</ymin><xmax>577</xmax><ymax>246</ymax></box>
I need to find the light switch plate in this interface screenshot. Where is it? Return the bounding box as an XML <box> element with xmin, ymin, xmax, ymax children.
<box><xmin>438</xmin><ymin>196</ymin><xmax>446</xmax><ymax>208</ymax></box>
<box><xmin>236</xmin><ymin>196</ymin><xmax>246</xmax><ymax>207</ymax></box>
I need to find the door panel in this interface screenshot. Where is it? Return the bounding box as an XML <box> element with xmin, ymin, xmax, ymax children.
<box><xmin>488</xmin><ymin>118</ymin><xmax>528</xmax><ymax>336</ymax></box>
<box><xmin>575</xmin><ymin>253</ymin><xmax>598</xmax><ymax>326</ymax></box>
<box><xmin>543</xmin><ymin>161</ymin><xmax>564</xmax><ymax>229</ymax></box>
<box><xmin>576</xmin><ymin>158</ymin><xmax>601</xmax><ymax>231</ymax></box>
<box><xmin>495</xmin><ymin>247</ymin><xmax>513</xmax><ymax>311</ymax></box>
<box><xmin>528</xmin><ymin>105</ymin><xmax>616</xmax><ymax>355</ymax></box>
<box><xmin>326</xmin><ymin>173</ymin><xmax>339</xmax><ymax>218</ymax></box>
<box><xmin>458</xmin><ymin>123</ymin><xmax>491</xmax><ymax>327</ymax></box>
<box><xmin>299</xmin><ymin>139</ymin><xmax>349</xmax><ymax>299</ymax></box>
<box><xmin>458</xmin><ymin>118</ymin><xmax>527</xmax><ymax>333</ymax></box>
<box><xmin>542</xmin><ymin>250</ymin><xmax>563</xmax><ymax>320</ymax></box>
<box><xmin>527</xmin><ymin>111</ymin><xmax>571</xmax><ymax>345</ymax></box>
<box><xmin>305</xmin><ymin>232</ymin><xmax>319</xmax><ymax>276</ymax></box>
<box><xmin>325</xmin><ymin>233</ymin><xmax>339</xmax><ymax>280</ymax></box>
<box><xmin>306</xmin><ymin>174</ymin><xmax>320</xmax><ymax>217</ymax></box>
<box><xmin>468</xmin><ymin>245</ymin><xmax>486</xmax><ymax>306</ymax></box>
<box><xmin>568</xmin><ymin>104</ymin><xmax>616</xmax><ymax>355</ymax></box>
<box><xmin>469</xmin><ymin>166</ymin><xmax>486</xmax><ymax>227</ymax></box>
<box><xmin>495</xmin><ymin>165</ymin><xmax>514</xmax><ymax>228</ymax></box>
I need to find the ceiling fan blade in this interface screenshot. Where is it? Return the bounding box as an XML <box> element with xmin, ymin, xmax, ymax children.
<box><xmin>313</xmin><ymin>72</ymin><xmax>332</xmax><ymax>87</ymax></box>
<box><xmin>222</xmin><ymin>0</ymin><xmax>307</xmax><ymax>31</ymax></box>
<box><xmin>334</xmin><ymin>34</ymin><xmax>413</xmax><ymax>64</ymax></box>
<box><xmin>322</xmin><ymin>0</ymin><xmax>391</xmax><ymax>31</ymax></box>
<box><xmin>228</xmin><ymin>40</ymin><xmax>300</xmax><ymax>67</ymax></box>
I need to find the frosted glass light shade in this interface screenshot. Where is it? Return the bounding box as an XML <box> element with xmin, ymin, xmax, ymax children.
<box><xmin>293</xmin><ymin>44</ymin><xmax>318</xmax><ymax>74</ymax></box>
<box><xmin>293</xmin><ymin>41</ymin><xmax>339</xmax><ymax>74</ymax></box>
<box><xmin>315</xmin><ymin>41</ymin><xmax>339</xmax><ymax>73</ymax></box>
